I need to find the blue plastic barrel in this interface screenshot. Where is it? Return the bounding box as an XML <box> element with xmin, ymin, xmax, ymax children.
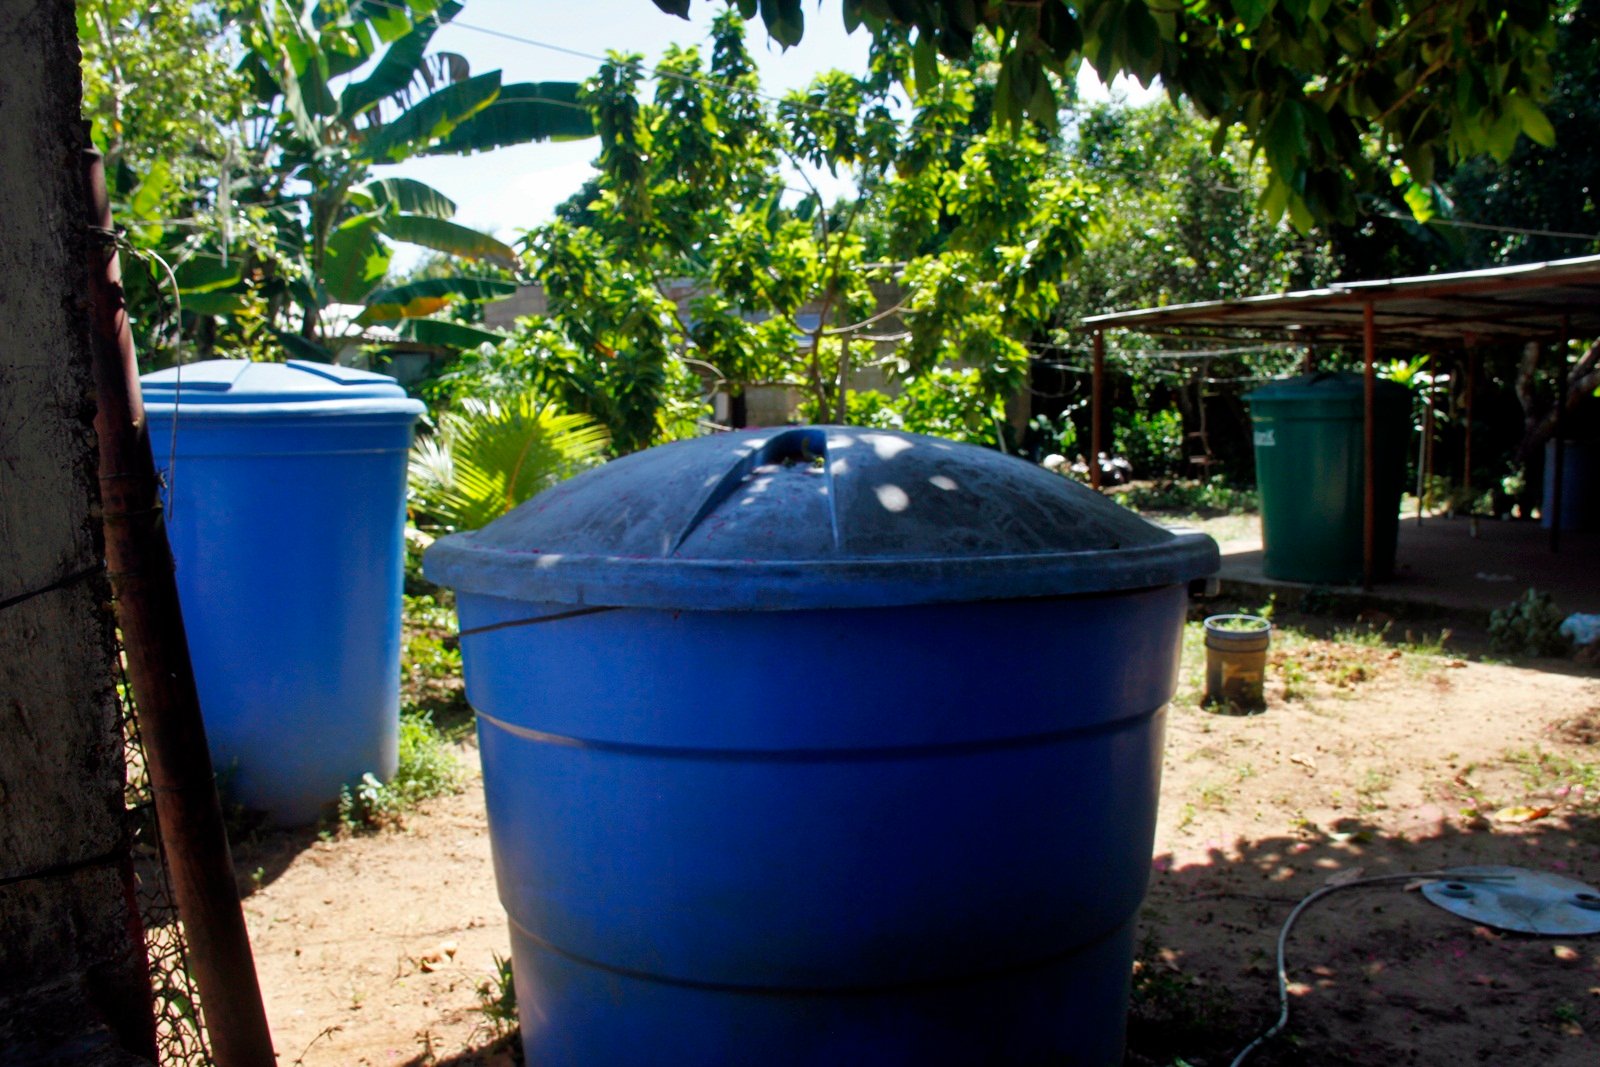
<box><xmin>425</xmin><ymin>427</ymin><xmax>1218</xmax><ymax>1065</ymax></box>
<box><xmin>142</xmin><ymin>359</ymin><xmax>424</xmax><ymax>825</ymax></box>
<box><xmin>1543</xmin><ymin>439</ymin><xmax>1599</xmax><ymax>531</ymax></box>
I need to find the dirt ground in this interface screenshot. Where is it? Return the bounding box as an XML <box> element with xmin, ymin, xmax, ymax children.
<box><xmin>231</xmin><ymin>606</ymin><xmax>1600</xmax><ymax>1067</ymax></box>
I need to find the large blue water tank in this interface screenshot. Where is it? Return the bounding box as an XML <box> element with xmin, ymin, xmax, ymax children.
<box><xmin>425</xmin><ymin>426</ymin><xmax>1218</xmax><ymax>1065</ymax></box>
<box><xmin>142</xmin><ymin>359</ymin><xmax>424</xmax><ymax>825</ymax></box>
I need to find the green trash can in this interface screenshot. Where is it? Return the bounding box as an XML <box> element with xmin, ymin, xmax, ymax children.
<box><xmin>1246</xmin><ymin>372</ymin><xmax>1411</xmax><ymax>584</ymax></box>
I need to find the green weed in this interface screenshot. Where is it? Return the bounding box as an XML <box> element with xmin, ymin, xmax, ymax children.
<box><xmin>1356</xmin><ymin>767</ymin><xmax>1396</xmax><ymax>814</ymax></box>
<box><xmin>476</xmin><ymin>953</ymin><xmax>519</xmax><ymax>1039</ymax></box>
<box><xmin>1127</xmin><ymin>933</ymin><xmax>1240</xmax><ymax>1063</ymax></box>
<box><xmin>1508</xmin><ymin>749</ymin><xmax>1600</xmax><ymax>806</ymax></box>
<box><xmin>1121</xmin><ymin>476</ymin><xmax>1259</xmax><ymax>516</ymax></box>
<box><xmin>1279</xmin><ymin>657</ymin><xmax>1310</xmax><ymax>702</ymax></box>
<box><xmin>335</xmin><ymin>710</ymin><xmax>463</xmax><ymax>832</ymax></box>
<box><xmin>401</xmin><ymin>593</ymin><xmax>472</xmax><ymax>738</ymax></box>
<box><xmin>1402</xmin><ymin>628</ymin><xmax>1452</xmax><ymax>657</ymax></box>
<box><xmin>1330</xmin><ymin>622</ymin><xmax>1390</xmax><ymax>648</ymax></box>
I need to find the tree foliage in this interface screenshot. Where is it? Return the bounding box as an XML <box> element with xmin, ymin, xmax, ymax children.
<box><xmin>658</xmin><ymin>0</ymin><xmax>1563</xmax><ymax>230</ymax></box>
<box><xmin>79</xmin><ymin>0</ymin><xmax>592</xmax><ymax>365</ymax></box>
<box><xmin>494</xmin><ymin>14</ymin><xmax>1090</xmax><ymax>452</ymax></box>
<box><xmin>1035</xmin><ymin>100</ymin><xmax>1334</xmax><ymax>474</ymax></box>
<box><xmin>1334</xmin><ymin>0</ymin><xmax>1600</xmax><ymax>279</ymax></box>
<box><xmin>79</xmin><ymin>0</ymin><xmax>250</xmax><ymax>222</ymax></box>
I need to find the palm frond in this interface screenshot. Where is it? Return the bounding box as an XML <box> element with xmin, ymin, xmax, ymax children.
<box><xmin>409</xmin><ymin>392</ymin><xmax>609</xmax><ymax>532</ymax></box>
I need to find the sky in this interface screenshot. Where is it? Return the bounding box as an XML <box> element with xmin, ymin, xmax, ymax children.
<box><xmin>378</xmin><ymin>0</ymin><xmax>1160</xmax><ymax>268</ymax></box>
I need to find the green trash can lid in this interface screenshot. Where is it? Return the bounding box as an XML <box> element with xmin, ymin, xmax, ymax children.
<box><xmin>423</xmin><ymin>426</ymin><xmax>1220</xmax><ymax>611</ymax></box>
<box><xmin>1245</xmin><ymin>371</ymin><xmax>1408</xmax><ymax>408</ymax></box>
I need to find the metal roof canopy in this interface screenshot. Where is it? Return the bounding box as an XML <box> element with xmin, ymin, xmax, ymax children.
<box><xmin>1075</xmin><ymin>255</ymin><xmax>1600</xmax><ymax>586</ymax></box>
<box><xmin>1081</xmin><ymin>254</ymin><xmax>1600</xmax><ymax>346</ymax></box>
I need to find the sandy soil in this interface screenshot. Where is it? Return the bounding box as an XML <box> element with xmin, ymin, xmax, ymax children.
<box><xmin>232</xmin><ymin>611</ymin><xmax>1600</xmax><ymax>1067</ymax></box>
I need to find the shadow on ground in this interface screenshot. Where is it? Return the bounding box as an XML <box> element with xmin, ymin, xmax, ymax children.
<box><xmin>368</xmin><ymin>811</ymin><xmax>1600</xmax><ymax>1067</ymax></box>
<box><xmin>400</xmin><ymin>1033</ymin><xmax>520</xmax><ymax>1066</ymax></box>
<box><xmin>1128</xmin><ymin>812</ymin><xmax>1600</xmax><ymax>1066</ymax></box>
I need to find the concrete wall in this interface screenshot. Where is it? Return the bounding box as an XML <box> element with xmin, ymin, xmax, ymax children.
<box><xmin>0</xmin><ymin>1</ymin><xmax>154</xmax><ymax>1062</ymax></box>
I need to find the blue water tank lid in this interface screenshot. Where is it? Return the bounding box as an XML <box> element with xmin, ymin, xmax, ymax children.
<box><xmin>141</xmin><ymin>359</ymin><xmax>424</xmax><ymax>417</ymax></box>
<box><xmin>424</xmin><ymin>426</ymin><xmax>1219</xmax><ymax>611</ymax></box>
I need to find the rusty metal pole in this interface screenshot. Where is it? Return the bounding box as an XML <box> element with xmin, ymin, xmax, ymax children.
<box><xmin>1090</xmin><ymin>330</ymin><xmax>1105</xmax><ymax>490</ymax></box>
<box><xmin>1362</xmin><ymin>302</ymin><xmax>1376</xmax><ymax>589</ymax></box>
<box><xmin>1426</xmin><ymin>368</ymin><xmax>1437</xmax><ymax>508</ymax></box>
<box><xmin>82</xmin><ymin>146</ymin><xmax>278</xmax><ymax>1067</ymax></box>
<box><xmin>1552</xmin><ymin>316</ymin><xmax>1570</xmax><ymax>553</ymax></box>
<box><xmin>1464</xmin><ymin>338</ymin><xmax>1478</xmax><ymax>536</ymax></box>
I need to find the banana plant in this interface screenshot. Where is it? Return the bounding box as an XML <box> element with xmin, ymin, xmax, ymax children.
<box><xmin>173</xmin><ymin>0</ymin><xmax>592</xmax><ymax>360</ymax></box>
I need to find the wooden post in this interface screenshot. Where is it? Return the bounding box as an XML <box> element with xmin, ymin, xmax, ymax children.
<box><xmin>83</xmin><ymin>147</ymin><xmax>278</xmax><ymax>1067</ymax></box>
<box><xmin>1552</xmin><ymin>316</ymin><xmax>1570</xmax><ymax>553</ymax></box>
<box><xmin>1091</xmin><ymin>329</ymin><xmax>1105</xmax><ymax>490</ymax></box>
<box><xmin>1362</xmin><ymin>301</ymin><xmax>1376</xmax><ymax>589</ymax></box>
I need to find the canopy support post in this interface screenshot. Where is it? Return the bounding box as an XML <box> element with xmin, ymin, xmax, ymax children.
<box><xmin>1417</xmin><ymin>351</ymin><xmax>1435</xmax><ymax>526</ymax></box>
<box><xmin>1464</xmin><ymin>336</ymin><xmax>1478</xmax><ymax>538</ymax></box>
<box><xmin>1091</xmin><ymin>329</ymin><xmax>1105</xmax><ymax>490</ymax></box>
<box><xmin>1552</xmin><ymin>316</ymin><xmax>1570</xmax><ymax>553</ymax></box>
<box><xmin>1363</xmin><ymin>301</ymin><xmax>1376</xmax><ymax>589</ymax></box>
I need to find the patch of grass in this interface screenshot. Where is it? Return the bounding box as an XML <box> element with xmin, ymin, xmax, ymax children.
<box><xmin>1356</xmin><ymin>767</ymin><xmax>1396</xmax><ymax>814</ymax></box>
<box><xmin>1440</xmin><ymin>761</ymin><xmax>1496</xmax><ymax>821</ymax></box>
<box><xmin>1279</xmin><ymin>657</ymin><xmax>1310</xmax><ymax>702</ymax></box>
<box><xmin>402</xmin><ymin>593</ymin><xmax>472</xmax><ymax>739</ymax></box>
<box><xmin>1197</xmin><ymin>781</ymin><xmax>1231</xmax><ymax>811</ymax></box>
<box><xmin>1176</xmin><ymin>621</ymin><xmax>1207</xmax><ymax>707</ymax></box>
<box><xmin>1121</xmin><ymin>476</ymin><xmax>1259</xmax><ymax>516</ymax></box>
<box><xmin>336</xmin><ymin>710</ymin><xmax>464</xmax><ymax>832</ymax></box>
<box><xmin>1330</xmin><ymin>623</ymin><xmax>1391</xmax><ymax>648</ymax></box>
<box><xmin>1507</xmin><ymin>749</ymin><xmax>1600</xmax><ymax>808</ymax></box>
<box><xmin>1402</xmin><ymin>628</ymin><xmax>1452</xmax><ymax>657</ymax></box>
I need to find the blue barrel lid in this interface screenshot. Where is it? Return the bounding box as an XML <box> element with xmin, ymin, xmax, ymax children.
<box><xmin>424</xmin><ymin>426</ymin><xmax>1218</xmax><ymax>611</ymax></box>
<box><xmin>142</xmin><ymin>359</ymin><xmax>424</xmax><ymax>418</ymax></box>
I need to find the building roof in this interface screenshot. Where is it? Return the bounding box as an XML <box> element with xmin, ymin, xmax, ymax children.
<box><xmin>1081</xmin><ymin>254</ymin><xmax>1600</xmax><ymax>347</ymax></box>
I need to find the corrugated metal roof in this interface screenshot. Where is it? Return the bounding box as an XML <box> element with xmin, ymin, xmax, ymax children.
<box><xmin>1081</xmin><ymin>254</ymin><xmax>1600</xmax><ymax>345</ymax></box>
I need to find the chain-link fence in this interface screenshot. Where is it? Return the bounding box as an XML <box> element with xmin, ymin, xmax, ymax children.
<box><xmin>118</xmin><ymin>643</ymin><xmax>214</xmax><ymax>1067</ymax></box>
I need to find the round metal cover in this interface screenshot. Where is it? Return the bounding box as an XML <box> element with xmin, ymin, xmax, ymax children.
<box><xmin>1422</xmin><ymin>865</ymin><xmax>1600</xmax><ymax>935</ymax></box>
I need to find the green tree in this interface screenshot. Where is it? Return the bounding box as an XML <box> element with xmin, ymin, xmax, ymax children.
<box><xmin>78</xmin><ymin>0</ymin><xmax>249</xmax><ymax>221</ymax></box>
<box><xmin>1335</xmin><ymin>0</ymin><xmax>1600</xmax><ymax>278</ymax></box>
<box><xmin>498</xmin><ymin>14</ymin><xmax>1088</xmax><ymax>452</ymax></box>
<box><xmin>80</xmin><ymin>0</ymin><xmax>594</xmax><ymax>364</ymax></box>
<box><xmin>1038</xmin><ymin>99</ymin><xmax>1335</xmax><ymax>474</ymax></box>
<box><xmin>659</xmin><ymin>0</ymin><xmax>1564</xmax><ymax>230</ymax></box>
